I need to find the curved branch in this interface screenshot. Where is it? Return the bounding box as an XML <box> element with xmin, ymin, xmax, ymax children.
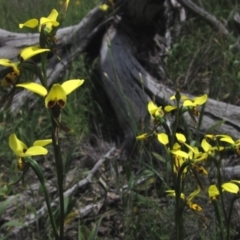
<box><xmin>177</xmin><ymin>0</ymin><xmax>229</xmax><ymax>35</ymax></box>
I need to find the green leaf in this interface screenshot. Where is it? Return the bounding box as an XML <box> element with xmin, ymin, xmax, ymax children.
<box><xmin>25</xmin><ymin>157</ymin><xmax>45</xmax><ymax>184</ymax></box>
<box><xmin>0</xmin><ymin>220</ymin><xmax>25</xmax><ymax>229</ymax></box>
<box><xmin>88</xmin><ymin>217</ymin><xmax>103</xmax><ymax>240</ymax></box>
<box><xmin>152</xmin><ymin>152</ymin><xmax>166</xmax><ymax>163</ymax></box>
<box><xmin>0</xmin><ymin>195</ymin><xmax>17</xmax><ymax>217</ymax></box>
<box><xmin>205</xmin><ymin>120</ymin><xmax>225</xmax><ymax>134</ymax></box>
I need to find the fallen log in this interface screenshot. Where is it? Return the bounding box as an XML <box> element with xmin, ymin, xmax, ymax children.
<box><xmin>0</xmin><ymin>0</ymin><xmax>239</xmax><ymax>142</ymax></box>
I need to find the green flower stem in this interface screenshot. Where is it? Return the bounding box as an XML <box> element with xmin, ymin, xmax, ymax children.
<box><xmin>215</xmin><ymin>157</ymin><xmax>227</xmax><ymax>223</ymax></box>
<box><xmin>26</xmin><ymin>157</ymin><xmax>59</xmax><ymax>240</ymax></box>
<box><xmin>172</xmin><ymin>108</ymin><xmax>179</xmax><ymax>145</ymax></box>
<box><xmin>226</xmin><ymin>196</ymin><xmax>238</xmax><ymax>240</ymax></box>
<box><xmin>175</xmin><ymin>162</ymin><xmax>188</xmax><ymax>240</ymax></box>
<box><xmin>41</xmin><ymin>53</ymin><xmax>47</xmax><ymax>88</ymax></box>
<box><xmin>212</xmin><ymin>200</ymin><xmax>225</xmax><ymax>240</ymax></box>
<box><xmin>51</xmin><ymin>115</ymin><xmax>65</xmax><ymax>240</ymax></box>
<box><xmin>213</xmin><ymin>154</ymin><xmax>227</xmax><ymax>239</ymax></box>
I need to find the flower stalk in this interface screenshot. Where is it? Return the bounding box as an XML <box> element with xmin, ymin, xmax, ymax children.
<box><xmin>51</xmin><ymin>115</ymin><xmax>65</xmax><ymax>240</ymax></box>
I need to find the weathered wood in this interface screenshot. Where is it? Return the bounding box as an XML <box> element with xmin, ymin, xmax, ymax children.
<box><xmin>100</xmin><ymin>26</ymin><xmax>150</xmax><ymax>140</ymax></box>
<box><xmin>99</xmin><ymin>23</ymin><xmax>240</xmax><ymax>140</ymax></box>
<box><xmin>221</xmin><ymin>166</ymin><xmax>240</xmax><ymax>180</ymax></box>
<box><xmin>0</xmin><ymin>0</ymin><xmax>239</xmax><ymax>142</ymax></box>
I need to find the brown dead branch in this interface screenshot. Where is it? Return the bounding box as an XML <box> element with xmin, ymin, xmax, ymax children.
<box><xmin>177</xmin><ymin>0</ymin><xmax>229</xmax><ymax>35</ymax></box>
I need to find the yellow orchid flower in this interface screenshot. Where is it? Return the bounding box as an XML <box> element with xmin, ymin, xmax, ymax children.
<box><xmin>183</xmin><ymin>94</ymin><xmax>208</xmax><ymax>107</ymax></box>
<box><xmin>157</xmin><ymin>132</ymin><xmax>195</xmax><ymax>174</ymax></box>
<box><xmin>164</xmin><ymin>95</ymin><xmax>187</xmax><ymax>112</ymax></box>
<box><xmin>208</xmin><ymin>182</ymin><xmax>239</xmax><ymax>201</ymax></box>
<box><xmin>219</xmin><ymin>136</ymin><xmax>240</xmax><ymax>155</ymax></box>
<box><xmin>201</xmin><ymin>138</ymin><xmax>223</xmax><ymax>155</ymax></box>
<box><xmin>17</xmin><ymin>79</ymin><xmax>84</xmax><ymax>109</ymax></box>
<box><xmin>171</xmin><ymin>143</ymin><xmax>200</xmax><ymax>175</ymax></box>
<box><xmin>9</xmin><ymin>133</ymin><xmax>52</xmax><ymax>170</ymax></box>
<box><xmin>183</xmin><ymin>94</ymin><xmax>207</xmax><ymax>116</ymax></box>
<box><xmin>166</xmin><ymin>187</ymin><xmax>202</xmax><ymax>211</ymax></box>
<box><xmin>172</xmin><ymin>155</ymin><xmax>187</xmax><ymax>174</ymax></box>
<box><xmin>0</xmin><ymin>47</ymin><xmax>49</xmax><ymax>87</ymax></box>
<box><xmin>192</xmin><ymin>138</ymin><xmax>222</xmax><ymax>162</ymax></box>
<box><xmin>208</xmin><ymin>185</ymin><xmax>219</xmax><ymax>201</ymax></box>
<box><xmin>0</xmin><ymin>59</ymin><xmax>20</xmax><ymax>86</ymax></box>
<box><xmin>148</xmin><ymin>101</ymin><xmax>164</xmax><ymax>120</ymax></box>
<box><xmin>19</xmin><ymin>9</ymin><xmax>59</xmax><ymax>33</ymax></box>
<box><xmin>9</xmin><ymin>133</ymin><xmax>52</xmax><ymax>157</ymax></box>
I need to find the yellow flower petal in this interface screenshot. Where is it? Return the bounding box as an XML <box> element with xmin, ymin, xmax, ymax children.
<box><xmin>173</xmin><ymin>142</ymin><xmax>181</xmax><ymax>150</ymax></box>
<box><xmin>24</xmin><ymin>146</ymin><xmax>48</xmax><ymax>156</ymax></box>
<box><xmin>222</xmin><ymin>182</ymin><xmax>239</xmax><ymax>194</ymax></box>
<box><xmin>20</xmin><ymin>46</ymin><xmax>50</xmax><ymax>61</ymax></box>
<box><xmin>9</xmin><ymin>134</ymin><xmax>50</xmax><ymax>158</ymax></box>
<box><xmin>64</xmin><ymin>0</ymin><xmax>70</xmax><ymax>10</ymax></box>
<box><xmin>171</xmin><ymin>150</ymin><xmax>189</xmax><ymax>159</ymax></box>
<box><xmin>17</xmin><ymin>83</ymin><xmax>47</xmax><ymax>97</ymax></box>
<box><xmin>39</xmin><ymin>9</ymin><xmax>59</xmax><ymax>32</ymax></box>
<box><xmin>9</xmin><ymin>134</ymin><xmax>27</xmax><ymax>155</ymax></box>
<box><xmin>157</xmin><ymin>133</ymin><xmax>169</xmax><ymax>145</ymax></box>
<box><xmin>208</xmin><ymin>185</ymin><xmax>219</xmax><ymax>198</ymax></box>
<box><xmin>147</xmin><ymin>101</ymin><xmax>158</xmax><ymax>115</ymax></box>
<box><xmin>40</xmin><ymin>17</ymin><xmax>59</xmax><ymax>26</ymax></box>
<box><xmin>193</xmin><ymin>94</ymin><xmax>208</xmax><ymax>105</ymax></box>
<box><xmin>220</xmin><ymin>137</ymin><xmax>235</xmax><ymax>145</ymax></box>
<box><xmin>40</xmin><ymin>18</ymin><xmax>59</xmax><ymax>30</ymax></box>
<box><xmin>183</xmin><ymin>99</ymin><xmax>195</xmax><ymax>107</ymax></box>
<box><xmin>47</xmin><ymin>9</ymin><xmax>59</xmax><ymax>21</ymax></box>
<box><xmin>0</xmin><ymin>59</ymin><xmax>19</xmax><ymax>74</ymax></box>
<box><xmin>19</xmin><ymin>19</ymin><xmax>38</xmax><ymax>29</ymax></box>
<box><xmin>164</xmin><ymin>105</ymin><xmax>177</xmax><ymax>112</ymax></box>
<box><xmin>61</xmin><ymin>79</ymin><xmax>84</xmax><ymax>95</ymax></box>
<box><xmin>176</xmin><ymin>133</ymin><xmax>186</xmax><ymax>143</ymax></box>
<box><xmin>99</xmin><ymin>4</ymin><xmax>109</xmax><ymax>11</ymax></box>
<box><xmin>136</xmin><ymin>133</ymin><xmax>149</xmax><ymax>140</ymax></box>
<box><xmin>45</xmin><ymin>84</ymin><xmax>66</xmax><ymax>108</ymax></box>
<box><xmin>166</xmin><ymin>190</ymin><xmax>185</xmax><ymax>199</ymax></box>
<box><xmin>33</xmin><ymin>139</ymin><xmax>52</xmax><ymax>147</ymax></box>
<box><xmin>201</xmin><ymin>139</ymin><xmax>212</xmax><ymax>153</ymax></box>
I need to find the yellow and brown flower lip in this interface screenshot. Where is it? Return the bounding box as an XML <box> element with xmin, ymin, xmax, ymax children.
<box><xmin>17</xmin><ymin>79</ymin><xmax>85</xmax><ymax>109</ymax></box>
